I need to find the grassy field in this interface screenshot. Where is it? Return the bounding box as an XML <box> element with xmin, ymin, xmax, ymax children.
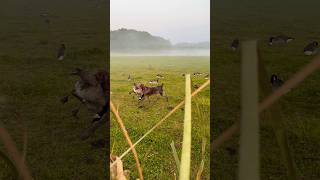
<box><xmin>0</xmin><ymin>0</ymin><xmax>107</xmax><ymax>179</ymax></box>
<box><xmin>110</xmin><ymin>56</ymin><xmax>210</xmax><ymax>179</ymax></box>
<box><xmin>213</xmin><ymin>0</ymin><xmax>320</xmax><ymax>179</ymax></box>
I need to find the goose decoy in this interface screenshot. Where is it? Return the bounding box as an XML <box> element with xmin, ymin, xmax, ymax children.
<box><xmin>182</xmin><ymin>73</ymin><xmax>185</xmax><ymax>77</ymax></box>
<box><xmin>204</xmin><ymin>74</ymin><xmax>209</xmax><ymax>80</ymax></box>
<box><xmin>231</xmin><ymin>39</ymin><xmax>239</xmax><ymax>51</ymax></box>
<box><xmin>149</xmin><ymin>79</ymin><xmax>159</xmax><ymax>85</ymax></box>
<box><xmin>193</xmin><ymin>72</ymin><xmax>202</xmax><ymax>76</ymax></box>
<box><xmin>57</xmin><ymin>44</ymin><xmax>66</xmax><ymax>60</ymax></box>
<box><xmin>269</xmin><ymin>35</ymin><xmax>294</xmax><ymax>45</ymax></box>
<box><xmin>303</xmin><ymin>41</ymin><xmax>318</xmax><ymax>55</ymax></box>
<box><xmin>156</xmin><ymin>74</ymin><xmax>164</xmax><ymax>79</ymax></box>
<box><xmin>270</xmin><ymin>74</ymin><xmax>284</xmax><ymax>91</ymax></box>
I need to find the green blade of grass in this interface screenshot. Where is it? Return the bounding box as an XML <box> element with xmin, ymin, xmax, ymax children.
<box><xmin>239</xmin><ymin>40</ymin><xmax>260</xmax><ymax>180</ymax></box>
<box><xmin>258</xmin><ymin>51</ymin><xmax>299</xmax><ymax>180</ymax></box>
<box><xmin>179</xmin><ymin>74</ymin><xmax>192</xmax><ymax>180</ymax></box>
<box><xmin>170</xmin><ymin>140</ymin><xmax>180</xmax><ymax>175</ymax></box>
<box><xmin>196</xmin><ymin>138</ymin><xmax>206</xmax><ymax>180</ymax></box>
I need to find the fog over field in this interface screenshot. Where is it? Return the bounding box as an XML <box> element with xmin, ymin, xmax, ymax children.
<box><xmin>111</xmin><ymin>0</ymin><xmax>210</xmax><ymax>56</ymax></box>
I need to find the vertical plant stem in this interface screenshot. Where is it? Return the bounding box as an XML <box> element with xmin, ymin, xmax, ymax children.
<box><xmin>179</xmin><ymin>74</ymin><xmax>192</xmax><ymax>180</ymax></box>
<box><xmin>196</xmin><ymin>138</ymin><xmax>206</xmax><ymax>180</ymax></box>
<box><xmin>239</xmin><ymin>40</ymin><xmax>260</xmax><ymax>180</ymax></box>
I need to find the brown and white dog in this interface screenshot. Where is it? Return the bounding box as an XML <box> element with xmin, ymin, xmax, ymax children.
<box><xmin>132</xmin><ymin>83</ymin><xmax>168</xmax><ymax>101</ymax></box>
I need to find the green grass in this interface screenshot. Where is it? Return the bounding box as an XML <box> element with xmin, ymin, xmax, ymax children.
<box><xmin>213</xmin><ymin>0</ymin><xmax>320</xmax><ymax>179</ymax></box>
<box><xmin>110</xmin><ymin>56</ymin><xmax>210</xmax><ymax>179</ymax></box>
<box><xmin>0</xmin><ymin>0</ymin><xmax>107</xmax><ymax>179</ymax></box>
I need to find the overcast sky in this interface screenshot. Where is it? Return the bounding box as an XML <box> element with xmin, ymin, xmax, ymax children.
<box><xmin>111</xmin><ymin>0</ymin><xmax>210</xmax><ymax>44</ymax></box>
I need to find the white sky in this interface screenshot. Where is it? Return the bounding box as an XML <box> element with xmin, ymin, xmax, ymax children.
<box><xmin>110</xmin><ymin>0</ymin><xmax>210</xmax><ymax>44</ymax></box>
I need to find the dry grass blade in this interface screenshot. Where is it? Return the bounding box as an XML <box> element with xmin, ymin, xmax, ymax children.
<box><xmin>14</xmin><ymin>112</ymin><xmax>28</xmax><ymax>164</ymax></box>
<box><xmin>238</xmin><ymin>40</ymin><xmax>260</xmax><ymax>180</ymax></box>
<box><xmin>179</xmin><ymin>74</ymin><xmax>192</xmax><ymax>180</ymax></box>
<box><xmin>111</xmin><ymin>80</ymin><xmax>210</xmax><ymax>168</ymax></box>
<box><xmin>110</xmin><ymin>155</ymin><xmax>130</xmax><ymax>180</ymax></box>
<box><xmin>110</xmin><ymin>101</ymin><xmax>144</xmax><ymax>180</ymax></box>
<box><xmin>196</xmin><ymin>138</ymin><xmax>206</xmax><ymax>180</ymax></box>
<box><xmin>212</xmin><ymin>54</ymin><xmax>320</xmax><ymax>151</ymax></box>
<box><xmin>0</xmin><ymin>125</ymin><xmax>33</xmax><ymax>180</ymax></box>
<box><xmin>170</xmin><ymin>140</ymin><xmax>180</xmax><ymax>175</ymax></box>
<box><xmin>0</xmin><ymin>150</ymin><xmax>18</xmax><ymax>178</ymax></box>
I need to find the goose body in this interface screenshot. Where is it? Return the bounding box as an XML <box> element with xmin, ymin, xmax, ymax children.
<box><xmin>149</xmin><ymin>79</ymin><xmax>159</xmax><ymax>85</ymax></box>
<box><xmin>57</xmin><ymin>44</ymin><xmax>66</xmax><ymax>60</ymax></box>
<box><xmin>193</xmin><ymin>72</ymin><xmax>202</xmax><ymax>76</ymax></box>
<box><xmin>303</xmin><ymin>41</ymin><xmax>318</xmax><ymax>55</ymax></box>
<box><xmin>270</xmin><ymin>74</ymin><xmax>284</xmax><ymax>91</ymax></box>
<box><xmin>269</xmin><ymin>35</ymin><xmax>294</xmax><ymax>45</ymax></box>
<box><xmin>231</xmin><ymin>39</ymin><xmax>239</xmax><ymax>51</ymax></box>
<box><xmin>156</xmin><ymin>74</ymin><xmax>164</xmax><ymax>79</ymax></box>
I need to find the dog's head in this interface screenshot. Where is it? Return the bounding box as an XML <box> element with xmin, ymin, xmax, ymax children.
<box><xmin>133</xmin><ymin>83</ymin><xmax>145</xmax><ymax>100</ymax></box>
<box><xmin>133</xmin><ymin>83</ymin><xmax>144</xmax><ymax>94</ymax></box>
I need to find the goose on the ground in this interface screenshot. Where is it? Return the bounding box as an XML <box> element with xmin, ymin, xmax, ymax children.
<box><xmin>57</xmin><ymin>44</ymin><xmax>66</xmax><ymax>60</ymax></box>
<box><xmin>149</xmin><ymin>79</ymin><xmax>159</xmax><ymax>85</ymax></box>
<box><xmin>303</xmin><ymin>41</ymin><xmax>318</xmax><ymax>55</ymax></box>
<box><xmin>269</xmin><ymin>35</ymin><xmax>294</xmax><ymax>45</ymax></box>
<box><xmin>193</xmin><ymin>72</ymin><xmax>202</xmax><ymax>76</ymax></box>
<box><xmin>231</xmin><ymin>39</ymin><xmax>240</xmax><ymax>51</ymax></box>
<box><xmin>270</xmin><ymin>74</ymin><xmax>284</xmax><ymax>91</ymax></box>
<box><xmin>156</xmin><ymin>74</ymin><xmax>164</xmax><ymax>79</ymax></box>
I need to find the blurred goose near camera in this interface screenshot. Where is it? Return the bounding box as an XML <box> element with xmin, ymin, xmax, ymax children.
<box><xmin>303</xmin><ymin>41</ymin><xmax>318</xmax><ymax>55</ymax></box>
<box><xmin>57</xmin><ymin>44</ymin><xmax>66</xmax><ymax>60</ymax></box>
<box><xmin>230</xmin><ymin>39</ymin><xmax>239</xmax><ymax>51</ymax></box>
<box><xmin>61</xmin><ymin>68</ymin><xmax>107</xmax><ymax>120</ymax></box>
<box><xmin>269</xmin><ymin>35</ymin><xmax>294</xmax><ymax>45</ymax></box>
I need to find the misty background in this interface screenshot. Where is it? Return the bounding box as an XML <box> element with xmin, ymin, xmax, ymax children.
<box><xmin>110</xmin><ymin>0</ymin><xmax>210</xmax><ymax>56</ymax></box>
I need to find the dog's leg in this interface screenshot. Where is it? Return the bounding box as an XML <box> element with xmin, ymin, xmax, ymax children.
<box><xmin>71</xmin><ymin>89</ymin><xmax>86</xmax><ymax>103</ymax></box>
<box><xmin>160</xmin><ymin>91</ymin><xmax>168</xmax><ymax>102</ymax></box>
<box><xmin>72</xmin><ymin>103</ymin><xmax>83</xmax><ymax>119</ymax></box>
<box><xmin>92</xmin><ymin>103</ymin><xmax>109</xmax><ymax>123</ymax></box>
<box><xmin>60</xmin><ymin>95</ymin><xmax>69</xmax><ymax>104</ymax></box>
